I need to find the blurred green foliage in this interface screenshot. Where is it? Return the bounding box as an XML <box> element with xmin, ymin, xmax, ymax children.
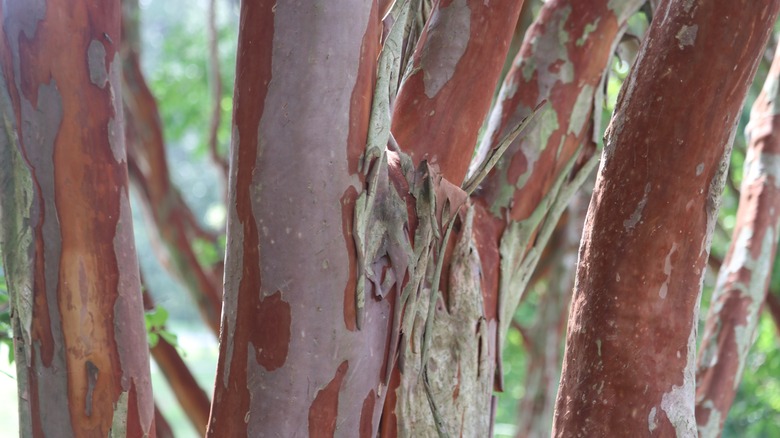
<box><xmin>144</xmin><ymin>306</ymin><xmax>179</xmax><ymax>348</ymax></box>
<box><xmin>132</xmin><ymin>0</ymin><xmax>235</xmax><ymax>324</ymax></box>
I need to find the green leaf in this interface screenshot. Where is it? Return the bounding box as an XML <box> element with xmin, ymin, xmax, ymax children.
<box><xmin>148</xmin><ymin>332</ymin><xmax>160</xmax><ymax>348</ymax></box>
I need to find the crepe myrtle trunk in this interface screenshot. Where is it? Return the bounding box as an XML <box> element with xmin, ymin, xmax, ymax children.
<box><xmin>206</xmin><ymin>0</ymin><xmax>667</xmax><ymax>434</ymax></box>
<box><xmin>206</xmin><ymin>0</ymin><xmax>530</xmax><ymax>434</ymax></box>
<box><xmin>553</xmin><ymin>0</ymin><xmax>780</xmax><ymax>436</ymax></box>
<box><xmin>695</xmin><ymin>42</ymin><xmax>780</xmax><ymax>436</ymax></box>
<box><xmin>206</xmin><ymin>0</ymin><xmax>384</xmax><ymax>435</ymax></box>
<box><xmin>0</xmin><ymin>0</ymin><xmax>155</xmax><ymax>436</ymax></box>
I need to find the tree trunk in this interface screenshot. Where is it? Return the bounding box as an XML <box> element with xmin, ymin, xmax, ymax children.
<box><xmin>0</xmin><ymin>0</ymin><xmax>155</xmax><ymax>436</ymax></box>
<box><xmin>553</xmin><ymin>1</ymin><xmax>780</xmax><ymax>436</ymax></box>
<box><xmin>695</xmin><ymin>41</ymin><xmax>780</xmax><ymax>437</ymax></box>
<box><xmin>207</xmin><ymin>0</ymin><xmax>647</xmax><ymax>435</ymax></box>
<box><xmin>206</xmin><ymin>0</ymin><xmax>383</xmax><ymax>435</ymax></box>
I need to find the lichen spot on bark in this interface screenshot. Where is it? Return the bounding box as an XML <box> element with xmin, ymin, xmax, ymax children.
<box><xmin>87</xmin><ymin>40</ymin><xmax>108</xmax><ymax>88</ymax></box>
<box><xmin>309</xmin><ymin>361</ymin><xmax>349</xmax><ymax>438</ymax></box>
<box><xmin>623</xmin><ymin>183</ymin><xmax>651</xmax><ymax>231</ymax></box>
<box><xmin>250</xmin><ymin>291</ymin><xmax>291</xmax><ymax>371</ymax></box>
<box><xmin>676</xmin><ymin>25</ymin><xmax>698</xmax><ymax>50</ymax></box>
<box><xmin>659</xmin><ymin>243</ymin><xmax>677</xmax><ymax>299</ymax></box>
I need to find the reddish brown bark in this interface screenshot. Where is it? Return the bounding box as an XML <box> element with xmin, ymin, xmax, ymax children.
<box><xmin>475</xmin><ymin>0</ymin><xmax>642</xmax><ymax>223</ymax></box>
<box><xmin>206</xmin><ymin>0</ymin><xmax>229</xmax><ymax>182</ymax></box>
<box><xmin>154</xmin><ymin>406</ymin><xmax>174</xmax><ymax>438</ymax></box>
<box><xmin>553</xmin><ymin>1</ymin><xmax>780</xmax><ymax>436</ymax></box>
<box><xmin>391</xmin><ymin>0</ymin><xmax>526</xmax><ymax>184</ymax></box>
<box><xmin>467</xmin><ymin>0</ymin><xmax>644</xmax><ymax>392</ymax></box>
<box><xmin>151</xmin><ymin>337</ymin><xmax>210</xmax><ymax>434</ymax></box>
<box><xmin>0</xmin><ymin>0</ymin><xmax>155</xmax><ymax>436</ymax></box>
<box><xmin>695</xmin><ymin>42</ymin><xmax>780</xmax><ymax>437</ymax></box>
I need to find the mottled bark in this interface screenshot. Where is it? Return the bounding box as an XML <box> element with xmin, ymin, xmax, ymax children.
<box><xmin>391</xmin><ymin>0</ymin><xmax>526</xmax><ymax>184</ymax></box>
<box><xmin>207</xmin><ymin>0</ymin><xmax>383</xmax><ymax>435</ymax></box>
<box><xmin>553</xmin><ymin>1</ymin><xmax>780</xmax><ymax>436</ymax></box>
<box><xmin>468</xmin><ymin>0</ymin><xmax>644</xmax><ymax>380</ymax></box>
<box><xmin>695</xmin><ymin>42</ymin><xmax>780</xmax><ymax>437</ymax></box>
<box><xmin>0</xmin><ymin>0</ymin><xmax>155</xmax><ymax>436</ymax></box>
<box><xmin>474</xmin><ymin>0</ymin><xmax>642</xmax><ymax>223</ymax></box>
<box><xmin>207</xmin><ymin>0</ymin><xmax>541</xmax><ymax>434</ymax></box>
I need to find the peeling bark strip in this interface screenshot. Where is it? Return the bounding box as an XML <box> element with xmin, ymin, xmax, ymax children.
<box><xmin>391</xmin><ymin>0</ymin><xmax>526</xmax><ymax>185</ymax></box>
<box><xmin>466</xmin><ymin>0</ymin><xmax>645</xmax><ymax>368</ymax></box>
<box><xmin>553</xmin><ymin>0</ymin><xmax>780</xmax><ymax>436</ymax></box>
<box><xmin>475</xmin><ymin>0</ymin><xmax>644</xmax><ymax>222</ymax></box>
<box><xmin>695</xmin><ymin>42</ymin><xmax>780</xmax><ymax>437</ymax></box>
<box><xmin>0</xmin><ymin>1</ymin><xmax>155</xmax><ymax>436</ymax></box>
<box><xmin>207</xmin><ymin>1</ymin><xmax>387</xmax><ymax>436</ymax></box>
<box><xmin>514</xmin><ymin>188</ymin><xmax>589</xmax><ymax>438</ymax></box>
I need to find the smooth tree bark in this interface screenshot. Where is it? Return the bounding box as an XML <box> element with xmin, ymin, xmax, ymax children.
<box><xmin>0</xmin><ymin>0</ymin><xmax>155</xmax><ymax>436</ymax></box>
<box><xmin>205</xmin><ymin>0</ymin><xmax>528</xmax><ymax>434</ymax></box>
<box><xmin>207</xmin><ymin>0</ymin><xmax>384</xmax><ymax>435</ymax></box>
<box><xmin>553</xmin><ymin>0</ymin><xmax>780</xmax><ymax>436</ymax></box>
<box><xmin>695</xmin><ymin>42</ymin><xmax>780</xmax><ymax>436</ymax></box>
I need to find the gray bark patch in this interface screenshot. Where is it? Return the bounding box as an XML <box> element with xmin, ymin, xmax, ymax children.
<box><xmin>107</xmin><ymin>54</ymin><xmax>125</xmax><ymax>162</ymax></box>
<box><xmin>87</xmin><ymin>40</ymin><xmax>108</xmax><ymax>88</ymax></box>
<box><xmin>421</xmin><ymin>0</ymin><xmax>471</xmax><ymax>99</ymax></box>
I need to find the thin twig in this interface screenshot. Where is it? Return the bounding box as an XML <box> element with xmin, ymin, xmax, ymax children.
<box><xmin>207</xmin><ymin>0</ymin><xmax>228</xmax><ymax>180</ymax></box>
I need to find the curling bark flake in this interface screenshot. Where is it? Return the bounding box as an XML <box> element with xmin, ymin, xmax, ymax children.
<box><xmin>695</xmin><ymin>42</ymin><xmax>780</xmax><ymax>437</ymax></box>
<box><xmin>469</xmin><ymin>0</ymin><xmax>644</xmax><ymax>375</ymax></box>
<box><xmin>391</xmin><ymin>0</ymin><xmax>526</xmax><ymax>184</ymax></box>
<box><xmin>0</xmin><ymin>1</ymin><xmax>155</xmax><ymax>436</ymax></box>
<box><xmin>553</xmin><ymin>1</ymin><xmax>780</xmax><ymax>436</ymax></box>
<box><xmin>475</xmin><ymin>0</ymin><xmax>644</xmax><ymax>222</ymax></box>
